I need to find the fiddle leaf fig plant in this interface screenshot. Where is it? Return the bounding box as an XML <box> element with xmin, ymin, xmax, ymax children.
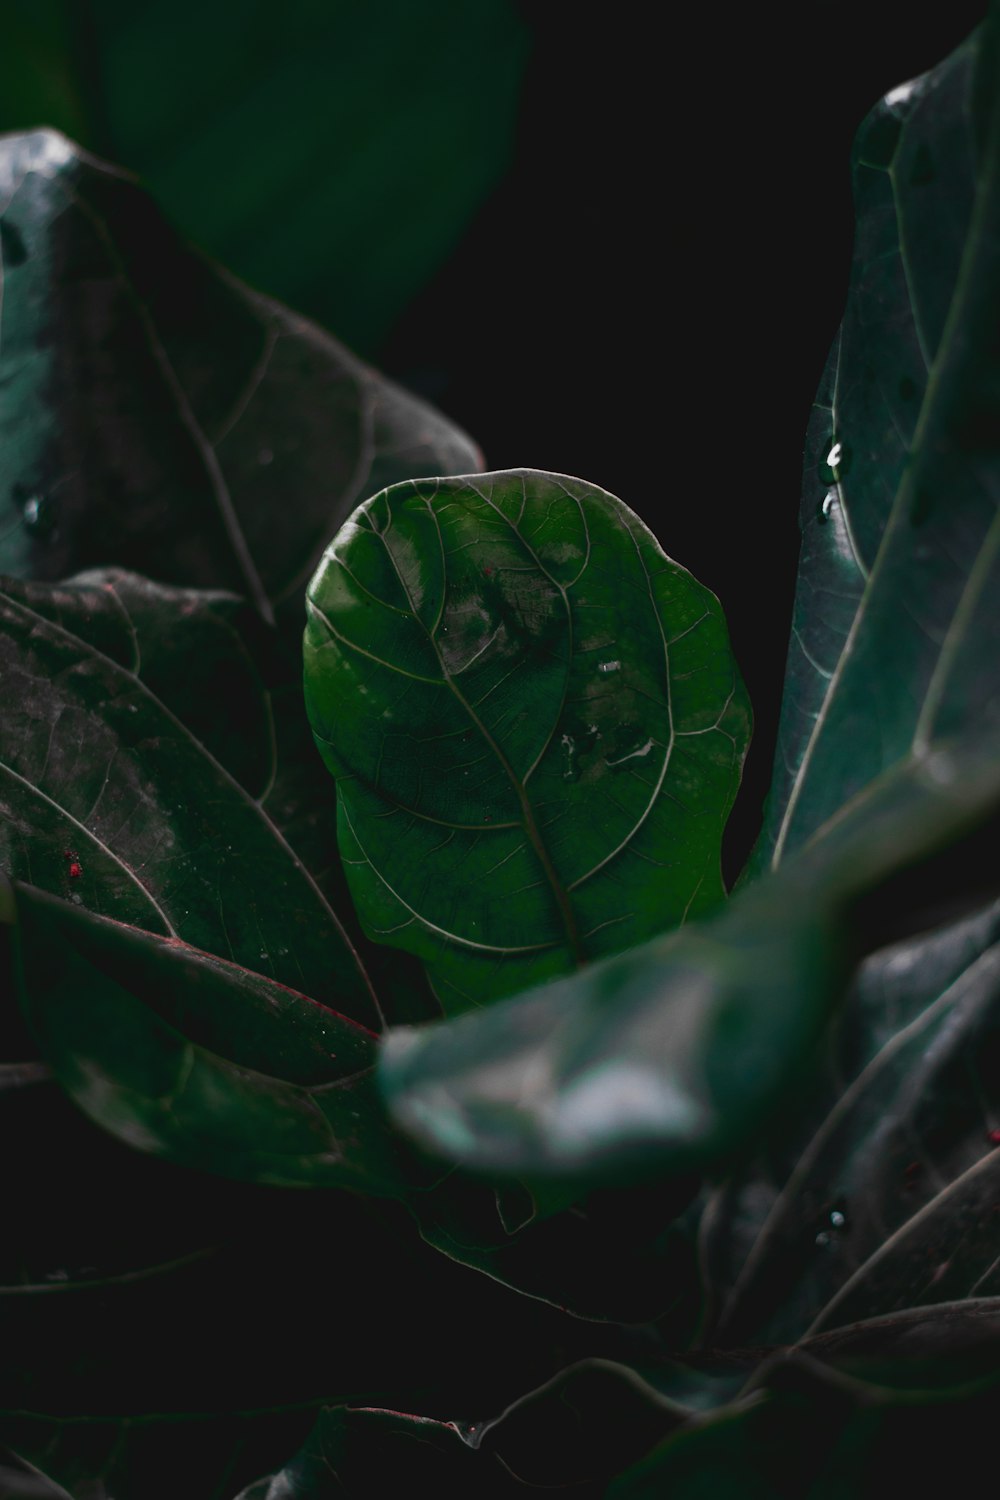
<box><xmin>3</xmin><ymin>7</ymin><xmax>1000</xmax><ymax>1497</ymax></box>
<box><xmin>302</xmin><ymin>470</ymin><xmax>750</xmax><ymax>1011</ymax></box>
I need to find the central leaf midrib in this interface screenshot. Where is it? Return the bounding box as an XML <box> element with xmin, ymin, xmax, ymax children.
<box><xmin>376</xmin><ymin>489</ymin><xmax>587</xmax><ymax>966</ymax></box>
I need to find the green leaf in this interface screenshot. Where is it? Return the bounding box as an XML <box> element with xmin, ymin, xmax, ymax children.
<box><xmin>304</xmin><ymin>470</ymin><xmax>750</xmax><ymax>1011</ymax></box>
<box><xmin>379</xmin><ymin>714</ymin><xmax>1000</xmax><ymax>1184</ymax></box>
<box><xmin>378</xmin><ymin>18</ymin><xmax>1000</xmax><ymax>1189</ymax></box>
<box><xmin>700</xmin><ymin>888</ymin><xmax>1000</xmax><ymax>1347</ymax></box>
<box><xmin>0</xmin><ymin>1403</ymin><xmax>322</xmax><ymax>1500</ymax></box>
<box><xmin>0</xmin><ymin>571</ymin><xmax>386</xmax><ymax>1027</ymax></box>
<box><xmin>0</xmin><ymin>0</ymin><xmax>529</xmax><ymax>355</ymax></box>
<box><xmin>683</xmin><ymin>13</ymin><xmax>1000</xmax><ymax>1373</ymax></box>
<box><xmin>0</xmin><ymin>130</ymin><xmax>479</xmax><ymax>628</ymax></box>
<box><xmin>609</xmin><ymin>1324</ymin><xmax>1000</xmax><ymax>1499</ymax></box>
<box><xmin>11</xmin><ymin>882</ymin><xmax>412</xmax><ymax>1193</ymax></box>
<box><xmin>239</xmin><ymin>1362</ymin><xmax>688</xmax><ymax>1499</ymax></box>
<box><xmin>749</xmin><ymin>16</ymin><xmax>1000</xmax><ymax>878</ymax></box>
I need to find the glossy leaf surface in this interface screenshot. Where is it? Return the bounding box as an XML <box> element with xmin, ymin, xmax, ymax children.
<box><xmin>0</xmin><ymin>0</ymin><xmax>529</xmax><ymax>354</ymax></box>
<box><xmin>304</xmin><ymin>470</ymin><xmax>750</xmax><ymax>1010</ymax></box>
<box><xmin>381</xmin><ymin>728</ymin><xmax>1000</xmax><ymax>1181</ymax></box>
<box><xmin>0</xmin><ymin>571</ymin><xmax>380</xmax><ymax>1027</ymax></box>
<box><xmin>750</xmin><ymin>18</ymin><xmax>1000</xmax><ymax>876</ymax></box>
<box><xmin>686</xmin><ymin>13</ymin><xmax>1000</xmax><ymax>1366</ymax></box>
<box><xmin>0</xmin><ymin>130</ymin><xmax>479</xmax><ymax>627</ymax></box>
<box><xmin>379</xmin><ymin>19</ymin><xmax>1000</xmax><ymax>1187</ymax></box>
<box><xmin>701</xmin><ymin>888</ymin><xmax>1000</xmax><ymax>1346</ymax></box>
<box><xmin>11</xmin><ymin>883</ymin><xmax>411</xmax><ymax>1192</ymax></box>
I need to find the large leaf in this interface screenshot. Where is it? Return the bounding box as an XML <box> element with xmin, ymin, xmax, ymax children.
<box><xmin>0</xmin><ymin>130</ymin><xmax>479</xmax><ymax>628</ymax></box>
<box><xmin>304</xmin><ymin>470</ymin><xmax>750</xmax><ymax>1011</ymax></box>
<box><xmin>380</xmin><ymin>732</ymin><xmax>1000</xmax><ymax>1182</ymax></box>
<box><xmin>749</xmin><ymin>15</ymin><xmax>1000</xmax><ymax>876</ymax></box>
<box><xmin>9</xmin><ymin>882</ymin><xmax>410</xmax><ymax>1193</ymax></box>
<box><xmin>701</xmin><ymin>894</ymin><xmax>1000</xmax><ymax>1348</ymax></box>
<box><xmin>5</xmin><ymin>870</ymin><xmax>702</xmax><ymax>1319</ymax></box>
<box><xmin>0</xmin><ymin>571</ymin><xmax>381</xmax><ymax>1027</ymax></box>
<box><xmin>687</xmin><ymin>12</ymin><xmax>1000</xmax><ymax>1375</ymax></box>
<box><xmin>377</xmin><ymin>17</ymin><xmax>1000</xmax><ymax>1188</ymax></box>
<box><xmin>0</xmin><ymin>0</ymin><xmax>529</xmax><ymax>355</ymax></box>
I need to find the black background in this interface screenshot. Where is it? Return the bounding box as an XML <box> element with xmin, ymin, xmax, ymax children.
<box><xmin>384</xmin><ymin>0</ymin><xmax>988</xmax><ymax>877</ymax></box>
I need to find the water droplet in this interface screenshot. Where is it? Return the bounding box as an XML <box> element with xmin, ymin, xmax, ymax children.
<box><xmin>597</xmin><ymin>659</ymin><xmax>621</xmax><ymax>675</ymax></box>
<box><xmin>20</xmin><ymin>492</ymin><xmax>58</xmax><ymax>538</ymax></box>
<box><xmin>259</xmin><ymin>951</ymin><xmax>269</xmax><ymax>961</ymax></box>
<box><xmin>829</xmin><ymin>1209</ymin><xmax>846</xmax><ymax>1229</ymax></box>
<box><xmin>815</xmin><ymin>1231</ymin><xmax>831</xmax><ymax>1247</ymax></box>
<box><xmin>818</xmin><ymin>491</ymin><xmax>837</xmax><ymax>524</ymax></box>
<box><xmin>71</xmin><ymin>893</ymin><xmax>82</xmax><ymax>904</ymax></box>
<box><xmin>607</xmin><ymin>736</ymin><xmax>654</xmax><ymax>770</ymax></box>
<box><xmin>818</xmin><ymin>436</ymin><xmax>850</xmax><ymax>487</ymax></box>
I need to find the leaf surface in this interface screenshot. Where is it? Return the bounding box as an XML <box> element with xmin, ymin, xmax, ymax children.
<box><xmin>378</xmin><ymin>19</ymin><xmax>1000</xmax><ymax>1192</ymax></box>
<box><xmin>0</xmin><ymin>572</ymin><xmax>381</xmax><ymax>1027</ymax></box>
<box><xmin>0</xmin><ymin>130</ymin><xmax>479</xmax><ymax>627</ymax></box>
<box><xmin>750</xmin><ymin>19</ymin><xmax>1000</xmax><ymax>875</ymax></box>
<box><xmin>380</xmin><ymin>725</ymin><xmax>1000</xmax><ymax>1183</ymax></box>
<box><xmin>11</xmin><ymin>882</ymin><xmax>408</xmax><ymax>1192</ymax></box>
<box><xmin>0</xmin><ymin>0</ymin><xmax>529</xmax><ymax>354</ymax></box>
<box><xmin>304</xmin><ymin>469</ymin><xmax>750</xmax><ymax>1010</ymax></box>
<box><xmin>693</xmin><ymin>14</ymin><xmax>1000</xmax><ymax>1363</ymax></box>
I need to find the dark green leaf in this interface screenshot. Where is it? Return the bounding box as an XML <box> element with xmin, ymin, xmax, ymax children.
<box><xmin>748</xmin><ymin>18</ymin><xmax>1000</xmax><ymax>877</ymax></box>
<box><xmin>304</xmin><ymin>470</ymin><xmax>750</xmax><ymax>1011</ymax></box>
<box><xmin>0</xmin><ymin>130</ymin><xmax>479</xmax><ymax>627</ymax></box>
<box><xmin>239</xmin><ymin>1362</ymin><xmax>687</xmax><ymax>1499</ymax></box>
<box><xmin>11</xmin><ymin>883</ymin><xmax>412</xmax><ymax>1192</ymax></box>
<box><xmin>609</xmin><ymin>1327</ymin><xmax>1000</xmax><ymax>1499</ymax></box>
<box><xmin>692</xmin><ymin>13</ymin><xmax>1000</xmax><ymax>1366</ymax></box>
<box><xmin>0</xmin><ymin>571</ymin><xmax>381</xmax><ymax>1027</ymax></box>
<box><xmin>380</xmin><ymin>728</ymin><xmax>1000</xmax><ymax>1182</ymax></box>
<box><xmin>378</xmin><ymin>18</ymin><xmax>1000</xmax><ymax>1190</ymax></box>
<box><xmin>0</xmin><ymin>1404</ymin><xmax>322</xmax><ymax>1500</ymax></box>
<box><xmin>701</xmin><ymin>891</ymin><xmax>1000</xmax><ymax>1346</ymax></box>
<box><xmin>0</xmin><ymin>0</ymin><xmax>529</xmax><ymax>354</ymax></box>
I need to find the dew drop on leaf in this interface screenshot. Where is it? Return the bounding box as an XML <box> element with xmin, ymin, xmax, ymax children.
<box><xmin>20</xmin><ymin>492</ymin><xmax>59</xmax><ymax>538</ymax></box>
<box><xmin>818</xmin><ymin>436</ymin><xmax>851</xmax><ymax>486</ymax></box>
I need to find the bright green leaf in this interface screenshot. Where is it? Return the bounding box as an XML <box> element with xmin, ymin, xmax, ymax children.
<box><xmin>304</xmin><ymin>470</ymin><xmax>750</xmax><ymax>1011</ymax></box>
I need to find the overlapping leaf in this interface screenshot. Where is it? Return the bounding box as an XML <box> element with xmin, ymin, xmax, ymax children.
<box><xmin>304</xmin><ymin>469</ymin><xmax>750</xmax><ymax>1011</ymax></box>
<box><xmin>10</xmin><ymin>883</ymin><xmax>412</xmax><ymax>1191</ymax></box>
<box><xmin>381</xmin><ymin>738</ymin><xmax>1000</xmax><ymax>1181</ymax></box>
<box><xmin>0</xmin><ymin>129</ymin><xmax>479</xmax><ymax>627</ymax></box>
<box><xmin>0</xmin><ymin>570</ymin><xmax>381</xmax><ymax>1026</ymax></box>
<box><xmin>378</xmin><ymin>16</ymin><xmax>1000</xmax><ymax>1195</ymax></box>
<box><xmin>0</xmin><ymin>0</ymin><xmax>529</xmax><ymax>354</ymax></box>
<box><xmin>749</xmin><ymin>17</ymin><xmax>1000</xmax><ymax>875</ymax></box>
<box><xmin>694</xmin><ymin>12</ymin><xmax>1000</xmax><ymax>1365</ymax></box>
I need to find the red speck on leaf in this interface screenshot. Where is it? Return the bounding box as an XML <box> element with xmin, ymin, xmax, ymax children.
<box><xmin>68</xmin><ymin>862</ymin><xmax>82</xmax><ymax>879</ymax></box>
<box><xmin>484</xmin><ymin>566</ymin><xmax>494</xmax><ymax>577</ymax></box>
<box><xmin>987</xmin><ymin>1129</ymin><xmax>1000</xmax><ymax>1146</ymax></box>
